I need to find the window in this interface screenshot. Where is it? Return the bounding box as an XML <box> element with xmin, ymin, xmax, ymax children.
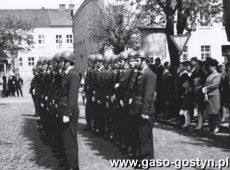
<box><xmin>201</xmin><ymin>45</ymin><xmax>211</xmax><ymax>60</ymax></box>
<box><xmin>56</xmin><ymin>35</ymin><xmax>62</xmax><ymax>44</ymax></box>
<box><xmin>56</xmin><ymin>35</ymin><xmax>62</xmax><ymax>48</ymax></box>
<box><xmin>28</xmin><ymin>57</ymin><xmax>35</xmax><ymax>66</ymax></box>
<box><xmin>66</xmin><ymin>34</ymin><xmax>73</xmax><ymax>43</ymax></box>
<box><xmin>182</xmin><ymin>46</ymin><xmax>188</xmax><ymax>61</ymax></box>
<box><xmin>19</xmin><ymin>57</ymin><xmax>23</xmax><ymax>66</ymax></box>
<box><xmin>38</xmin><ymin>35</ymin><xmax>45</xmax><ymax>44</ymax></box>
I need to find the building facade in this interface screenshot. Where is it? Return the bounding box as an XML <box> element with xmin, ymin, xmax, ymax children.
<box><xmin>73</xmin><ymin>0</ymin><xmax>115</xmax><ymax>72</ymax></box>
<box><xmin>0</xmin><ymin>4</ymin><xmax>74</xmax><ymax>78</ymax></box>
<box><xmin>73</xmin><ymin>0</ymin><xmax>229</xmax><ymax>71</ymax></box>
<box><xmin>182</xmin><ymin>24</ymin><xmax>230</xmax><ymax>64</ymax></box>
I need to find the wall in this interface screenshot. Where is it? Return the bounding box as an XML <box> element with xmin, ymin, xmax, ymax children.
<box><xmin>186</xmin><ymin>24</ymin><xmax>230</xmax><ymax>64</ymax></box>
<box><xmin>73</xmin><ymin>0</ymin><xmax>116</xmax><ymax>73</ymax></box>
<box><xmin>18</xmin><ymin>27</ymin><xmax>73</xmax><ymax>78</ymax></box>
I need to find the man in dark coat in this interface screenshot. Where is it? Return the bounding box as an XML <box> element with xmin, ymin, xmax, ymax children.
<box><xmin>15</xmin><ymin>74</ymin><xmax>24</xmax><ymax>97</ymax></box>
<box><xmin>58</xmin><ymin>51</ymin><xmax>80</xmax><ymax>170</ymax></box>
<box><xmin>129</xmin><ymin>50</ymin><xmax>156</xmax><ymax>161</ymax></box>
<box><xmin>154</xmin><ymin>58</ymin><xmax>164</xmax><ymax>116</ymax></box>
<box><xmin>8</xmin><ymin>75</ymin><xmax>16</xmax><ymax>97</ymax></box>
<box><xmin>2</xmin><ymin>73</ymin><xmax>7</xmax><ymax>97</ymax></box>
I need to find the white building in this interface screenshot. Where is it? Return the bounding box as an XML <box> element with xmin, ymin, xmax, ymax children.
<box><xmin>182</xmin><ymin>24</ymin><xmax>230</xmax><ymax>64</ymax></box>
<box><xmin>0</xmin><ymin>4</ymin><xmax>75</xmax><ymax>79</ymax></box>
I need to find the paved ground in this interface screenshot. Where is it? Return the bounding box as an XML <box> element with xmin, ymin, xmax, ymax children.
<box><xmin>0</xmin><ymin>85</ymin><xmax>229</xmax><ymax>170</ymax></box>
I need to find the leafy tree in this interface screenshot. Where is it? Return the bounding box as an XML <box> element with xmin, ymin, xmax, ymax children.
<box><xmin>120</xmin><ymin>0</ymin><xmax>223</xmax><ymax>69</ymax></box>
<box><xmin>88</xmin><ymin>3</ymin><xmax>148</xmax><ymax>55</ymax></box>
<box><xmin>0</xmin><ymin>16</ymin><xmax>34</xmax><ymax>72</ymax></box>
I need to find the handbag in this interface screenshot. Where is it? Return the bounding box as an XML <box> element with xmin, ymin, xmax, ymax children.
<box><xmin>194</xmin><ymin>106</ymin><xmax>198</xmax><ymax>117</ymax></box>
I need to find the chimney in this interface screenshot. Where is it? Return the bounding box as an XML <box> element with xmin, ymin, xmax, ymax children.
<box><xmin>59</xmin><ymin>4</ymin><xmax>66</xmax><ymax>11</ymax></box>
<box><xmin>42</xmin><ymin>7</ymin><xmax>45</xmax><ymax>10</ymax></box>
<box><xmin>69</xmin><ymin>4</ymin><xmax>75</xmax><ymax>10</ymax></box>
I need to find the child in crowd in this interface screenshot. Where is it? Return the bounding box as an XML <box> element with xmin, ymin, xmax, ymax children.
<box><xmin>180</xmin><ymin>80</ymin><xmax>193</xmax><ymax>128</ymax></box>
<box><xmin>193</xmin><ymin>77</ymin><xmax>205</xmax><ymax>130</ymax></box>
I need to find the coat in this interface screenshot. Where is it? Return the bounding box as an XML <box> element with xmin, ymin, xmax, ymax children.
<box><xmin>204</xmin><ymin>70</ymin><xmax>221</xmax><ymax>115</ymax></box>
<box><xmin>129</xmin><ymin>68</ymin><xmax>156</xmax><ymax>116</ymax></box>
<box><xmin>59</xmin><ymin>68</ymin><xmax>80</xmax><ymax>118</ymax></box>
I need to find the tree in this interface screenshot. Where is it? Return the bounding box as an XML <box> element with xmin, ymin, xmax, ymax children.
<box><xmin>120</xmin><ymin>0</ymin><xmax>223</xmax><ymax>69</ymax></box>
<box><xmin>0</xmin><ymin>16</ymin><xmax>34</xmax><ymax>72</ymax></box>
<box><xmin>88</xmin><ymin>3</ymin><xmax>148</xmax><ymax>55</ymax></box>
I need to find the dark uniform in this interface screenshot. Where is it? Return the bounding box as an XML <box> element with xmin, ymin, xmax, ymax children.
<box><xmin>59</xmin><ymin>68</ymin><xmax>80</xmax><ymax>169</ymax></box>
<box><xmin>58</xmin><ymin>51</ymin><xmax>80</xmax><ymax>170</ymax></box>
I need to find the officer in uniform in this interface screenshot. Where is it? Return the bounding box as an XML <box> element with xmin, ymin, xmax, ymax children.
<box><xmin>83</xmin><ymin>55</ymin><xmax>95</xmax><ymax>131</ymax></box>
<box><xmin>58</xmin><ymin>51</ymin><xmax>80</xmax><ymax>170</ymax></box>
<box><xmin>129</xmin><ymin>50</ymin><xmax>156</xmax><ymax>161</ymax></box>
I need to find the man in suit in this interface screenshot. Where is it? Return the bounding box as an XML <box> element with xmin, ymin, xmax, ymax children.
<box><xmin>58</xmin><ymin>51</ymin><xmax>80</xmax><ymax>170</ymax></box>
<box><xmin>154</xmin><ymin>58</ymin><xmax>164</xmax><ymax>116</ymax></box>
<box><xmin>129</xmin><ymin>50</ymin><xmax>156</xmax><ymax>161</ymax></box>
<box><xmin>83</xmin><ymin>55</ymin><xmax>95</xmax><ymax>131</ymax></box>
<box><xmin>15</xmin><ymin>74</ymin><xmax>23</xmax><ymax>97</ymax></box>
<box><xmin>2</xmin><ymin>73</ymin><xmax>7</xmax><ymax>97</ymax></box>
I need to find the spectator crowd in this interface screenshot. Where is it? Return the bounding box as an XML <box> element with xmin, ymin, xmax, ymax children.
<box><xmin>0</xmin><ymin>72</ymin><xmax>24</xmax><ymax>98</ymax></box>
<box><xmin>149</xmin><ymin>57</ymin><xmax>230</xmax><ymax>134</ymax></box>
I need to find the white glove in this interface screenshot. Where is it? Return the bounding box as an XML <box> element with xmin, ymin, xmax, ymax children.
<box><xmin>32</xmin><ymin>89</ymin><xmax>35</xmax><ymax>95</ymax></box>
<box><xmin>202</xmin><ymin>87</ymin><xmax>207</xmax><ymax>94</ymax></box>
<box><xmin>63</xmin><ymin>116</ymin><xmax>70</xmax><ymax>123</ymax></box>
<box><xmin>41</xmin><ymin>103</ymin><xmax>44</xmax><ymax>108</ymax></box>
<box><xmin>141</xmin><ymin>114</ymin><xmax>149</xmax><ymax>120</ymax></box>
<box><xmin>92</xmin><ymin>97</ymin><xmax>95</xmax><ymax>102</ymax></box>
<box><xmin>98</xmin><ymin>100</ymin><xmax>102</xmax><ymax>104</ymax></box>
<box><xmin>45</xmin><ymin>96</ymin><xmax>48</xmax><ymax>101</ymax></box>
<box><xmin>111</xmin><ymin>95</ymin><xmax>116</xmax><ymax>102</ymax></box>
<box><xmin>115</xmin><ymin>83</ymin><xmax>120</xmax><ymax>89</ymax></box>
<box><xmin>55</xmin><ymin>104</ymin><xmax>58</xmax><ymax>108</ymax></box>
<box><xmin>129</xmin><ymin>98</ymin><xmax>132</xmax><ymax>104</ymax></box>
<box><xmin>120</xmin><ymin>100</ymin><xmax>124</xmax><ymax>107</ymax></box>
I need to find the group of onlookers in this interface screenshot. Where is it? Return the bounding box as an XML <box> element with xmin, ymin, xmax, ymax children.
<box><xmin>0</xmin><ymin>72</ymin><xmax>24</xmax><ymax>97</ymax></box>
<box><xmin>151</xmin><ymin>57</ymin><xmax>230</xmax><ymax>134</ymax></box>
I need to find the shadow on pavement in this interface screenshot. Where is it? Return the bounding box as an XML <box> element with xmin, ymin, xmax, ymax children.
<box><xmin>77</xmin><ymin>121</ymin><xmax>125</xmax><ymax>161</ymax></box>
<box><xmin>154</xmin><ymin>123</ymin><xmax>230</xmax><ymax>152</ymax></box>
<box><xmin>21</xmin><ymin>114</ymin><xmax>66</xmax><ymax>170</ymax></box>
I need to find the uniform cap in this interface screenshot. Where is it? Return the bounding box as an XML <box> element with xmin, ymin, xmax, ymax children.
<box><xmin>53</xmin><ymin>52</ymin><xmax>62</xmax><ymax>62</ymax></box>
<box><xmin>118</xmin><ymin>51</ymin><xmax>129</xmax><ymax>61</ymax></box>
<box><xmin>60</xmin><ymin>51</ymin><xmax>76</xmax><ymax>63</ymax></box>
<box><xmin>128</xmin><ymin>50</ymin><xmax>137</xmax><ymax>59</ymax></box>
<box><xmin>135</xmin><ymin>50</ymin><xmax>150</xmax><ymax>62</ymax></box>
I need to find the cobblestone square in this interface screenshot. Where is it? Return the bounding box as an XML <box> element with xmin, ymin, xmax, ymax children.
<box><xmin>0</xmin><ymin>86</ymin><xmax>229</xmax><ymax>170</ymax></box>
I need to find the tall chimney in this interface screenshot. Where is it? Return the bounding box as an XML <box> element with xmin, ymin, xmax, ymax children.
<box><xmin>69</xmin><ymin>4</ymin><xmax>75</xmax><ymax>10</ymax></box>
<box><xmin>59</xmin><ymin>4</ymin><xmax>66</xmax><ymax>11</ymax></box>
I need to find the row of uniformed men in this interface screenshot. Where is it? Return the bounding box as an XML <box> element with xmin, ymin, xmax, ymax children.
<box><xmin>30</xmin><ymin>51</ymin><xmax>80</xmax><ymax>170</ymax></box>
<box><xmin>84</xmin><ymin>50</ymin><xmax>157</xmax><ymax>160</ymax></box>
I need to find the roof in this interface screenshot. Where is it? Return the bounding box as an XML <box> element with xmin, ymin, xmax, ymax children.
<box><xmin>0</xmin><ymin>9</ymin><xmax>73</xmax><ymax>27</ymax></box>
<box><xmin>138</xmin><ymin>23</ymin><xmax>165</xmax><ymax>30</ymax></box>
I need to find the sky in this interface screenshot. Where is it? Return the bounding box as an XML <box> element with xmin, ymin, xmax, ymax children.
<box><xmin>0</xmin><ymin>0</ymin><xmax>85</xmax><ymax>9</ymax></box>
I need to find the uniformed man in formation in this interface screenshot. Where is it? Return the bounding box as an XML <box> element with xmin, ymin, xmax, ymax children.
<box><xmin>30</xmin><ymin>51</ymin><xmax>80</xmax><ymax>170</ymax></box>
<box><xmin>84</xmin><ymin>50</ymin><xmax>157</xmax><ymax>162</ymax></box>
